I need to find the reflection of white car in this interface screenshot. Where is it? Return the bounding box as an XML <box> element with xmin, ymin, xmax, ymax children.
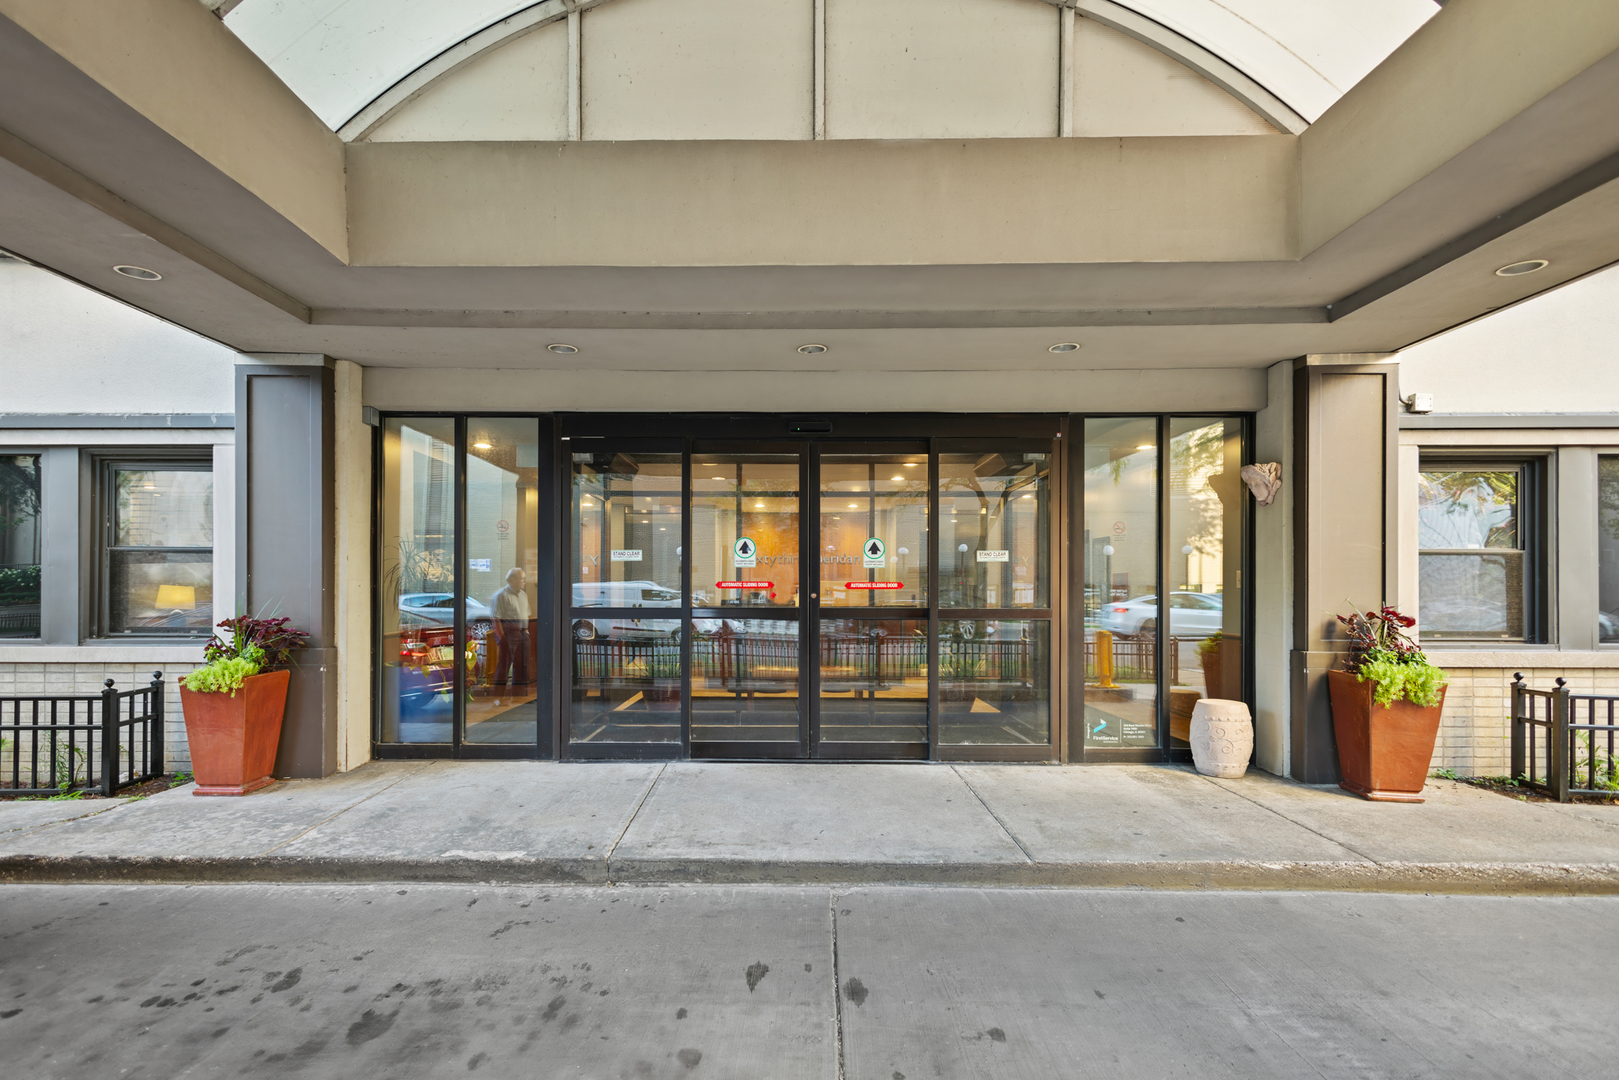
<box><xmin>399</xmin><ymin>593</ymin><xmax>492</xmax><ymax>628</ymax></box>
<box><xmin>572</xmin><ymin>581</ymin><xmax>681</xmax><ymax>608</ymax></box>
<box><xmin>1099</xmin><ymin>592</ymin><xmax>1223</xmax><ymax>637</ymax></box>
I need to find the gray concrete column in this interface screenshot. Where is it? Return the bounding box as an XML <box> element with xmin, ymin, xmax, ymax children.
<box><xmin>235</xmin><ymin>356</ymin><xmax>337</xmax><ymax>779</ymax></box>
<box><xmin>1290</xmin><ymin>356</ymin><xmax>1400</xmax><ymax>784</ymax></box>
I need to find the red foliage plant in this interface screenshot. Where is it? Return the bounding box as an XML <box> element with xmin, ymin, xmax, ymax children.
<box><xmin>204</xmin><ymin>615</ymin><xmax>310</xmax><ymax>668</ymax></box>
<box><xmin>1335</xmin><ymin>604</ymin><xmax>1420</xmax><ymax>673</ymax></box>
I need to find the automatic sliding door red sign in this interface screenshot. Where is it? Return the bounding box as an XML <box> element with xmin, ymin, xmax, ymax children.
<box><xmin>844</xmin><ymin>582</ymin><xmax>904</xmax><ymax>590</ymax></box>
<box><xmin>716</xmin><ymin>580</ymin><xmax>773</xmax><ymax>589</ymax></box>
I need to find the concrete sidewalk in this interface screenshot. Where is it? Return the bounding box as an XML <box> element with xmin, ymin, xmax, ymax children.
<box><xmin>3</xmin><ymin>761</ymin><xmax>1618</xmax><ymax>892</ymax></box>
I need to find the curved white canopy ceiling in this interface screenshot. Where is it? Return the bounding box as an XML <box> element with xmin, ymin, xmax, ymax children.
<box><xmin>222</xmin><ymin>0</ymin><xmax>1441</xmax><ymax>132</ymax></box>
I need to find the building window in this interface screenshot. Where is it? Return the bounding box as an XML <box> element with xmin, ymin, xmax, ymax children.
<box><xmin>1601</xmin><ymin>456</ymin><xmax>1619</xmax><ymax>644</ymax></box>
<box><xmin>1417</xmin><ymin>461</ymin><xmax>1542</xmax><ymax>642</ymax></box>
<box><xmin>0</xmin><ymin>455</ymin><xmax>42</xmax><ymax>639</ymax></box>
<box><xmin>97</xmin><ymin>459</ymin><xmax>214</xmax><ymax>636</ymax></box>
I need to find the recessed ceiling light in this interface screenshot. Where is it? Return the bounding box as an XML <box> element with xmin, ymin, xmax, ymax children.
<box><xmin>547</xmin><ymin>343</ymin><xmax>579</xmax><ymax>354</ymax></box>
<box><xmin>798</xmin><ymin>343</ymin><xmax>828</xmax><ymax>355</ymax></box>
<box><xmin>891</xmin><ymin>475</ymin><xmax>904</xmax><ymax>481</ymax></box>
<box><xmin>1135</xmin><ymin>444</ymin><xmax>1153</xmax><ymax>451</ymax></box>
<box><xmin>712</xmin><ymin>476</ymin><xmax>726</xmax><ymax>481</ymax></box>
<box><xmin>755</xmin><ymin>501</ymin><xmax>765</xmax><ymax>508</ymax></box>
<box><xmin>113</xmin><ymin>265</ymin><xmax>161</xmax><ymax>281</ymax></box>
<box><xmin>473</xmin><ymin>441</ymin><xmax>491</xmax><ymax>449</ymax></box>
<box><xmin>1495</xmin><ymin>259</ymin><xmax>1549</xmax><ymax>277</ymax></box>
<box><xmin>903</xmin><ymin>463</ymin><xmax>917</xmax><ymax>468</ymax></box>
<box><xmin>1049</xmin><ymin>342</ymin><xmax>1080</xmax><ymax>353</ymax></box>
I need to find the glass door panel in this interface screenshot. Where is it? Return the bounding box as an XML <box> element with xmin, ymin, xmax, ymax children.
<box><xmin>819</xmin><ymin>452</ymin><xmax>928</xmax><ymax>608</ymax></box>
<box><xmin>463</xmin><ymin>418</ymin><xmax>541</xmax><ymax>745</ymax></box>
<box><xmin>692</xmin><ymin>453</ymin><xmax>801</xmax><ymax>608</ymax></box>
<box><xmin>939</xmin><ymin>619</ymin><xmax>1050</xmax><ymax>745</ymax></box>
<box><xmin>690</xmin><ymin>620</ymin><xmax>801</xmax><ymax>745</ymax></box>
<box><xmin>690</xmin><ymin>449</ymin><xmax>803</xmax><ymax>751</ymax></box>
<box><xmin>379</xmin><ymin>418</ymin><xmax>457</xmax><ymax>744</ymax></box>
<box><xmin>940</xmin><ymin>451</ymin><xmax>1050</xmax><ymax>609</ymax></box>
<box><xmin>819</xmin><ymin>618</ymin><xmax>928</xmax><ymax>744</ymax></box>
<box><xmin>569</xmin><ymin>449</ymin><xmax>684</xmax><ymax>747</ymax></box>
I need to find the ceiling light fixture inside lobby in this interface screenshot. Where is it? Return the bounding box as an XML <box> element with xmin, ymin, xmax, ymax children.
<box><xmin>113</xmin><ymin>265</ymin><xmax>161</xmax><ymax>281</ymax></box>
<box><xmin>1495</xmin><ymin>260</ymin><xmax>1549</xmax><ymax>277</ymax></box>
<box><xmin>547</xmin><ymin>343</ymin><xmax>578</xmax><ymax>354</ymax></box>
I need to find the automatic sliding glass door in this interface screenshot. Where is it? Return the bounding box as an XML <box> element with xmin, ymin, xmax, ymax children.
<box><xmin>689</xmin><ymin>446</ymin><xmax>805</xmax><ymax>757</ymax></box>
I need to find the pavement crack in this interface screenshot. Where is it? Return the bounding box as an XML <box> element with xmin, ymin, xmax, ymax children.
<box><xmin>258</xmin><ymin>762</ymin><xmax>436</xmax><ymax>857</ymax></box>
<box><xmin>951</xmin><ymin>765</ymin><xmax>1036</xmax><ymax>863</ymax></box>
<box><xmin>1194</xmin><ymin>773</ymin><xmax>1382</xmax><ymax>865</ymax></box>
<box><xmin>830</xmin><ymin>891</ymin><xmax>847</xmax><ymax>1080</ymax></box>
<box><xmin>603</xmin><ymin>763</ymin><xmax>665</xmax><ymax>880</ymax></box>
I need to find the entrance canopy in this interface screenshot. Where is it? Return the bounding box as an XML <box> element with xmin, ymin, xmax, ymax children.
<box><xmin>0</xmin><ymin>0</ymin><xmax>1616</xmax><ymax>376</ymax></box>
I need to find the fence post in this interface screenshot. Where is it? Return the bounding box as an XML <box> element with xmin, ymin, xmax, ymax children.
<box><xmin>150</xmin><ymin>670</ymin><xmax>165</xmax><ymax>778</ymax></box>
<box><xmin>1553</xmin><ymin>677</ymin><xmax>1571</xmax><ymax>803</ymax></box>
<box><xmin>1510</xmin><ymin>673</ymin><xmax>1525</xmax><ymax>782</ymax></box>
<box><xmin>100</xmin><ymin>678</ymin><xmax>118</xmax><ymax>797</ymax></box>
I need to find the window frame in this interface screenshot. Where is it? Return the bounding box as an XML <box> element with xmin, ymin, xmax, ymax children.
<box><xmin>0</xmin><ymin>451</ymin><xmax>45</xmax><ymax>642</ymax></box>
<box><xmin>87</xmin><ymin>451</ymin><xmax>217</xmax><ymax>641</ymax></box>
<box><xmin>1416</xmin><ymin>452</ymin><xmax>1549</xmax><ymax>645</ymax></box>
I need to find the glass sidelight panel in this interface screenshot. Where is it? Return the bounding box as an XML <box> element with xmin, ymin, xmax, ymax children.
<box><xmin>692</xmin><ymin>453</ymin><xmax>801</xmax><ymax>608</ymax></box>
<box><xmin>464</xmin><ymin>419</ymin><xmax>541</xmax><ymax>745</ymax></box>
<box><xmin>572</xmin><ymin>619</ymin><xmax>682</xmax><ymax>744</ymax></box>
<box><xmin>939</xmin><ymin>620</ymin><xmax>1049</xmax><ymax>745</ymax></box>
<box><xmin>380</xmin><ymin>418</ymin><xmax>457</xmax><ymax>743</ymax></box>
<box><xmin>940</xmin><ymin>451</ymin><xmax>1049</xmax><ymax>609</ymax></box>
<box><xmin>819</xmin><ymin>618</ymin><xmax>928</xmax><ymax>743</ymax></box>
<box><xmin>1167</xmin><ymin>418</ymin><xmax>1245</xmax><ymax>749</ymax></box>
<box><xmin>1083</xmin><ymin>419</ymin><xmax>1159</xmax><ymax>748</ymax></box>
<box><xmin>690</xmin><ymin>618</ymin><xmax>801</xmax><ymax>743</ymax></box>
<box><xmin>820</xmin><ymin>452</ymin><xmax>928</xmax><ymax>607</ymax></box>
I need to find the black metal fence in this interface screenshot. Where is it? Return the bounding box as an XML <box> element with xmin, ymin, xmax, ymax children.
<box><xmin>1511</xmin><ymin>674</ymin><xmax>1619</xmax><ymax>801</ymax></box>
<box><xmin>0</xmin><ymin>672</ymin><xmax>166</xmax><ymax>797</ymax></box>
<box><xmin>1081</xmin><ymin>633</ymin><xmax>1181</xmax><ymax>683</ymax></box>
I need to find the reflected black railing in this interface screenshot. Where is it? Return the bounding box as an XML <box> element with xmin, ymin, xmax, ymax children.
<box><xmin>1</xmin><ymin>673</ymin><xmax>165</xmax><ymax>797</ymax></box>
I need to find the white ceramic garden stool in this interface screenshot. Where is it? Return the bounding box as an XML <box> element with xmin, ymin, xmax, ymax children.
<box><xmin>1189</xmin><ymin>698</ymin><xmax>1254</xmax><ymax>779</ymax></box>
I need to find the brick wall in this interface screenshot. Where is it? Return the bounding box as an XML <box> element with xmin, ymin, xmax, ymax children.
<box><xmin>1430</xmin><ymin>665</ymin><xmax>1619</xmax><ymax>777</ymax></box>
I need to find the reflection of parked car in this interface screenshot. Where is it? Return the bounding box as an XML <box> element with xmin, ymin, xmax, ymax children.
<box><xmin>571</xmin><ymin>580</ymin><xmax>682</xmax><ymax>642</ymax></box>
<box><xmin>399</xmin><ymin>593</ymin><xmax>492</xmax><ymax>628</ymax></box>
<box><xmin>1099</xmin><ymin>592</ymin><xmax>1223</xmax><ymax>637</ymax></box>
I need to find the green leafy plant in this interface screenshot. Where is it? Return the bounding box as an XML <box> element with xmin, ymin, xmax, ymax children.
<box><xmin>1336</xmin><ymin>604</ymin><xmax>1448</xmax><ymax>707</ymax></box>
<box><xmin>183</xmin><ymin>645</ymin><xmax>266</xmax><ymax>696</ymax></box>
<box><xmin>1196</xmin><ymin>629</ymin><xmax>1223</xmax><ymax>660</ymax></box>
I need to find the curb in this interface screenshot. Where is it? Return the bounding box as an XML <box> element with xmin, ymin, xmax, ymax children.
<box><xmin>3</xmin><ymin>855</ymin><xmax>1618</xmax><ymax>894</ymax></box>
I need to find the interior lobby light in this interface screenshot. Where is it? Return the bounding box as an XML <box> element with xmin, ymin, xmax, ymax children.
<box><xmin>1495</xmin><ymin>259</ymin><xmax>1549</xmax><ymax>277</ymax></box>
<box><xmin>1048</xmin><ymin>342</ymin><xmax>1080</xmax><ymax>353</ymax></box>
<box><xmin>473</xmin><ymin>441</ymin><xmax>491</xmax><ymax>449</ymax></box>
<box><xmin>797</xmin><ymin>344</ymin><xmax>828</xmax><ymax>355</ymax></box>
<box><xmin>547</xmin><ymin>343</ymin><xmax>579</xmax><ymax>354</ymax></box>
<box><xmin>1135</xmin><ymin>444</ymin><xmax>1153</xmax><ymax>450</ymax></box>
<box><xmin>113</xmin><ymin>265</ymin><xmax>161</xmax><ymax>281</ymax></box>
<box><xmin>903</xmin><ymin>463</ymin><xmax>917</xmax><ymax>468</ymax></box>
<box><xmin>891</xmin><ymin>475</ymin><xmax>904</xmax><ymax>481</ymax></box>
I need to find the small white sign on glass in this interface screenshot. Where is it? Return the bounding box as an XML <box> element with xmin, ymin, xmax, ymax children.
<box><xmin>976</xmin><ymin>549</ymin><xmax>1010</xmax><ymax>563</ymax></box>
<box><xmin>610</xmin><ymin>549</ymin><xmax>642</xmax><ymax>562</ymax></box>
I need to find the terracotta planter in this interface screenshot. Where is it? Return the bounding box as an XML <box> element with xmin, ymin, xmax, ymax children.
<box><xmin>1327</xmin><ymin>669</ymin><xmax>1446</xmax><ymax>803</ymax></box>
<box><xmin>1200</xmin><ymin>643</ymin><xmax>1227</xmax><ymax>701</ymax></box>
<box><xmin>179</xmin><ymin>669</ymin><xmax>290</xmax><ymax>796</ymax></box>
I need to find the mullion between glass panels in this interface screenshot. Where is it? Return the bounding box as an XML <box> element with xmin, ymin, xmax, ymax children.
<box><xmin>452</xmin><ymin>416</ymin><xmax>467</xmax><ymax>754</ymax></box>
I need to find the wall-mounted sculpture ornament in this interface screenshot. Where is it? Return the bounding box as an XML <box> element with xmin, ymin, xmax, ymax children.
<box><xmin>1240</xmin><ymin>463</ymin><xmax>1282</xmax><ymax>506</ymax></box>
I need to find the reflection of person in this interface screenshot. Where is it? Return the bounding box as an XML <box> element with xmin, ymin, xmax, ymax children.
<box><xmin>489</xmin><ymin>568</ymin><xmax>532</xmax><ymax>696</ymax></box>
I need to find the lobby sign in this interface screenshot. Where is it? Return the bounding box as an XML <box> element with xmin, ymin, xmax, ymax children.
<box><xmin>733</xmin><ymin>536</ymin><xmax>757</xmax><ymax>568</ymax></box>
<box><xmin>862</xmin><ymin>537</ymin><xmax>886</xmax><ymax>568</ymax></box>
<box><xmin>977</xmin><ymin>549</ymin><xmax>1010</xmax><ymax>562</ymax></box>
